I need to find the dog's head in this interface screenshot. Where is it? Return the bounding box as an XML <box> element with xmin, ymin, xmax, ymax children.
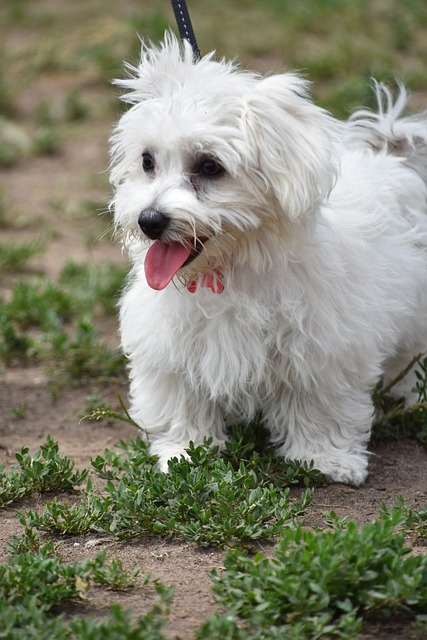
<box><xmin>110</xmin><ymin>32</ymin><xmax>338</xmax><ymax>290</ymax></box>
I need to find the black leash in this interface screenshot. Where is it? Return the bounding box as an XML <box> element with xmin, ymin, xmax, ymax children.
<box><xmin>170</xmin><ymin>0</ymin><xmax>201</xmax><ymax>62</ymax></box>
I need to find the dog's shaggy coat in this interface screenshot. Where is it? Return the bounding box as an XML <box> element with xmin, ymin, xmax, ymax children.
<box><xmin>110</xmin><ymin>33</ymin><xmax>427</xmax><ymax>484</ymax></box>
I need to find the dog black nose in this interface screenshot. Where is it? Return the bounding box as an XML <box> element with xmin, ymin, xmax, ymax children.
<box><xmin>138</xmin><ymin>210</ymin><xmax>170</xmax><ymax>240</ymax></box>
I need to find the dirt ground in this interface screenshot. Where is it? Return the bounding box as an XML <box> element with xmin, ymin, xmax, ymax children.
<box><xmin>1</xmin><ymin>51</ymin><xmax>427</xmax><ymax>640</ymax></box>
<box><xmin>1</xmin><ymin>379</ymin><xmax>427</xmax><ymax>638</ymax></box>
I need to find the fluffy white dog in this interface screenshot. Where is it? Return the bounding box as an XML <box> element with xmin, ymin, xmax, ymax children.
<box><xmin>110</xmin><ymin>32</ymin><xmax>427</xmax><ymax>484</ymax></box>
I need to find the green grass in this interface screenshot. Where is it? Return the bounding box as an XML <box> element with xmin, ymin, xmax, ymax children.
<box><xmin>0</xmin><ymin>539</ymin><xmax>166</xmax><ymax>640</ymax></box>
<box><xmin>0</xmin><ymin>261</ymin><xmax>127</xmax><ymax>389</ymax></box>
<box><xmin>201</xmin><ymin>508</ymin><xmax>427</xmax><ymax>639</ymax></box>
<box><xmin>0</xmin><ymin>436</ymin><xmax>88</xmax><ymax>507</ymax></box>
<box><xmin>2</xmin><ymin>0</ymin><xmax>427</xmax><ymax>126</ymax></box>
<box><xmin>373</xmin><ymin>354</ymin><xmax>427</xmax><ymax>446</ymax></box>
<box><xmin>0</xmin><ymin>237</ymin><xmax>46</xmax><ymax>273</ymax></box>
<box><xmin>17</xmin><ymin>430</ymin><xmax>321</xmax><ymax>546</ymax></box>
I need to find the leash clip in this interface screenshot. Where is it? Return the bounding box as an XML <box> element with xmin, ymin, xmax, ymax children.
<box><xmin>170</xmin><ymin>0</ymin><xmax>201</xmax><ymax>62</ymax></box>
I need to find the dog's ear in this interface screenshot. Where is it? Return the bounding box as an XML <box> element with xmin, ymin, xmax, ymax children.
<box><xmin>242</xmin><ymin>73</ymin><xmax>339</xmax><ymax>220</ymax></box>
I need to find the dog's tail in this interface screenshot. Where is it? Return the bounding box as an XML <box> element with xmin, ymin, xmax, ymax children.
<box><xmin>347</xmin><ymin>81</ymin><xmax>427</xmax><ymax>182</ymax></box>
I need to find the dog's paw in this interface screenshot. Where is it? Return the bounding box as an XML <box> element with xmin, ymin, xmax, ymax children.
<box><xmin>311</xmin><ymin>452</ymin><xmax>369</xmax><ymax>486</ymax></box>
<box><xmin>278</xmin><ymin>445</ymin><xmax>369</xmax><ymax>486</ymax></box>
<box><xmin>150</xmin><ymin>441</ymin><xmax>190</xmax><ymax>473</ymax></box>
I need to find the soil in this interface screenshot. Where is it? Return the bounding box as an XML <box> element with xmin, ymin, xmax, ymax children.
<box><xmin>1</xmin><ymin>40</ymin><xmax>427</xmax><ymax>640</ymax></box>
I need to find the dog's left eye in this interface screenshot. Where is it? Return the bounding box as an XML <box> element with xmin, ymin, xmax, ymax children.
<box><xmin>142</xmin><ymin>152</ymin><xmax>155</xmax><ymax>173</ymax></box>
<box><xmin>198</xmin><ymin>159</ymin><xmax>224</xmax><ymax>177</ymax></box>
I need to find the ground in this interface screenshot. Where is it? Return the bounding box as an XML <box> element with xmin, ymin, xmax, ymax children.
<box><xmin>1</xmin><ymin>380</ymin><xmax>427</xmax><ymax>637</ymax></box>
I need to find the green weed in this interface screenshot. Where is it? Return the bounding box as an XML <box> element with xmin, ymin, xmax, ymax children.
<box><xmin>373</xmin><ymin>354</ymin><xmax>427</xmax><ymax>446</ymax></box>
<box><xmin>388</xmin><ymin>497</ymin><xmax>427</xmax><ymax>540</ymax></box>
<box><xmin>32</xmin><ymin>125</ymin><xmax>60</xmax><ymax>155</ymax></box>
<box><xmin>0</xmin><ymin>263</ymin><xmax>127</xmax><ymax>389</ymax></box>
<box><xmin>202</xmin><ymin>508</ymin><xmax>427</xmax><ymax>639</ymax></box>
<box><xmin>22</xmin><ymin>486</ymin><xmax>111</xmax><ymax>536</ymax></box>
<box><xmin>6</xmin><ymin>526</ymin><xmax>58</xmax><ymax>556</ymax></box>
<box><xmin>0</xmin><ymin>436</ymin><xmax>88</xmax><ymax>508</ymax></box>
<box><xmin>0</xmin><ymin>542</ymin><xmax>162</xmax><ymax>640</ymax></box>
<box><xmin>82</xmin><ymin>393</ymin><xmax>139</xmax><ymax>428</ymax></box>
<box><xmin>0</xmin><ymin>237</ymin><xmax>46</xmax><ymax>273</ymax></box>
<box><xmin>2</xmin><ymin>437</ymin><xmax>427</xmax><ymax>638</ymax></box>
<box><xmin>58</xmin><ymin>260</ymin><xmax>127</xmax><ymax>315</ymax></box>
<box><xmin>23</xmin><ymin>433</ymin><xmax>320</xmax><ymax>546</ymax></box>
<box><xmin>9</xmin><ymin>402</ymin><xmax>28</xmax><ymax>419</ymax></box>
<box><xmin>46</xmin><ymin>316</ymin><xmax>125</xmax><ymax>393</ymax></box>
<box><xmin>0</xmin><ymin>316</ymin><xmax>33</xmax><ymax>363</ymax></box>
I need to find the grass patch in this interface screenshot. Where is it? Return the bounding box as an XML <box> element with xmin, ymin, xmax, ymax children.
<box><xmin>373</xmin><ymin>354</ymin><xmax>427</xmax><ymax>446</ymax></box>
<box><xmin>1</xmin><ymin>437</ymin><xmax>426</xmax><ymax>638</ymax></box>
<box><xmin>0</xmin><ymin>539</ymin><xmax>167</xmax><ymax>640</ymax></box>
<box><xmin>0</xmin><ymin>261</ymin><xmax>127</xmax><ymax>389</ymax></box>
<box><xmin>20</xmin><ymin>429</ymin><xmax>322</xmax><ymax>546</ymax></box>
<box><xmin>0</xmin><ymin>436</ymin><xmax>88</xmax><ymax>508</ymax></box>
<box><xmin>8</xmin><ymin>499</ymin><xmax>427</xmax><ymax>639</ymax></box>
<box><xmin>390</xmin><ymin>497</ymin><xmax>427</xmax><ymax>540</ymax></box>
<box><xmin>46</xmin><ymin>316</ymin><xmax>126</xmax><ymax>395</ymax></box>
<box><xmin>201</xmin><ymin>509</ymin><xmax>427</xmax><ymax>639</ymax></box>
<box><xmin>0</xmin><ymin>237</ymin><xmax>46</xmax><ymax>273</ymax></box>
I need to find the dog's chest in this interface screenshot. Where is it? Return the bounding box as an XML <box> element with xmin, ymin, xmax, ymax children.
<box><xmin>180</xmin><ymin>300</ymin><xmax>280</xmax><ymax>401</ymax></box>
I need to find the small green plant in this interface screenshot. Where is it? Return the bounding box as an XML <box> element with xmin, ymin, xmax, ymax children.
<box><xmin>58</xmin><ymin>260</ymin><xmax>127</xmax><ymax>315</ymax></box>
<box><xmin>81</xmin><ymin>393</ymin><xmax>140</xmax><ymax>428</ymax></box>
<box><xmin>202</xmin><ymin>508</ymin><xmax>427</xmax><ymax>639</ymax></box>
<box><xmin>0</xmin><ymin>237</ymin><xmax>46</xmax><ymax>273</ymax></box>
<box><xmin>22</xmin><ymin>485</ymin><xmax>111</xmax><ymax>536</ymax></box>
<box><xmin>68</xmin><ymin>597</ymin><xmax>174</xmax><ymax>640</ymax></box>
<box><xmin>0</xmin><ymin>316</ymin><xmax>33</xmax><ymax>363</ymax></box>
<box><xmin>5</xmin><ymin>278</ymin><xmax>74</xmax><ymax>330</ymax></box>
<box><xmin>389</xmin><ymin>497</ymin><xmax>427</xmax><ymax>540</ymax></box>
<box><xmin>6</xmin><ymin>526</ymin><xmax>57</xmax><ymax>556</ymax></box>
<box><xmin>0</xmin><ymin>464</ymin><xmax>29</xmax><ymax>507</ymax></box>
<box><xmin>15</xmin><ymin>435</ymin><xmax>89</xmax><ymax>493</ymax></box>
<box><xmin>0</xmin><ymin>264</ymin><xmax>127</xmax><ymax>392</ymax></box>
<box><xmin>32</xmin><ymin>125</ymin><xmax>60</xmax><ymax>155</ymax></box>
<box><xmin>8</xmin><ymin>402</ymin><xmax>28</xmax><ymax>419</ymax></box>
<box><xmin>0</xmin><ymin>436</ymin><xmax>89</xmax><ymax>508</ymax></box>
<box><xmin>47</xmin><ymin>316</ymin><xmax>126</xmax><ymax>393</ymax></box>
<box><xmin>88</xmin><ymin>552</ymin><xmax>143</xmax><ymax>591</ymax></box>
<box><xmin>0</xmin><ymin>541</ymin><xmax>162</xmax><ymax>640</ymax></box>
<box><xmin>25</xmin><ymin>433</ymin><xmax>318</xmax><ymax>546</ymax></box>
<box><xmin>373</xmin><ymin>354</ymin><xmax>427</xmax><ymax>446</ymax></box>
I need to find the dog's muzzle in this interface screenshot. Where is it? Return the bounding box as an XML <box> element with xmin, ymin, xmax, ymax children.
<box><xmin>138</xmin><ymin>209</ymin><xmax>170</xmax><ymax>240</ymax></box>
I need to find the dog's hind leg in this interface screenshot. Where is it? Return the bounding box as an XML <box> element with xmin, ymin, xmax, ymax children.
<box><xmin>263</xmin><ymin>385</ymin><xmax>373</xmax><ymax>485</ymax></box>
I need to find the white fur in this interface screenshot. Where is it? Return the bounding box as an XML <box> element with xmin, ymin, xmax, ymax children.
<box><xmin>110</xmin><ymin>33</ymin><xmax>427</xmax><ymax>484</ymax></box>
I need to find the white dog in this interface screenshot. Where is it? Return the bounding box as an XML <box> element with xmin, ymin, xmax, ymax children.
<box><xmin>110</xmin><ymin>32</ymin><xmax>427</xmax><ymax>484</ymax></box>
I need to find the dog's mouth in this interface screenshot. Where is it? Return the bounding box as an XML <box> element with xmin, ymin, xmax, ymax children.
<box><xmin>144</xmin><ymin>238</ymin><xmax>206</xmax><ymax>290</ymax></box>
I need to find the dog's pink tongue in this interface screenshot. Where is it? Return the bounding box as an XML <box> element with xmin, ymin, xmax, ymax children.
<box><xmin>144</xmin><ymin>241</ymin><xmax>191</xmax><ymax>290</ymax></box>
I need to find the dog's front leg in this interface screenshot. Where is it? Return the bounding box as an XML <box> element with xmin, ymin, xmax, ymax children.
<box><xmin>128</xmin><ymin>369</ymin><xmax>227</xmax><ymax>471</ymax></box>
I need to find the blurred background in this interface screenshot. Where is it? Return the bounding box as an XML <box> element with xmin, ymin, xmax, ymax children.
<box><xmin>1</xmin><ymin>0</ymin><xmax>427</xmax><ymax>279</ymax></box>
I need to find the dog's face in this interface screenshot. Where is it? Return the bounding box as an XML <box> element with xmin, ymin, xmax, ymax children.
<box><xmin>110</xmin><ymin>33</ymin><xmax>338</xmax><ymax>289</ymax></box>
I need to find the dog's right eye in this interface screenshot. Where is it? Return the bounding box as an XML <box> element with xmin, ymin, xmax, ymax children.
<box><xmin>142</xmin><ymin>152</ymin><xmax>155</xmax><ymax>173</ymax></box>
